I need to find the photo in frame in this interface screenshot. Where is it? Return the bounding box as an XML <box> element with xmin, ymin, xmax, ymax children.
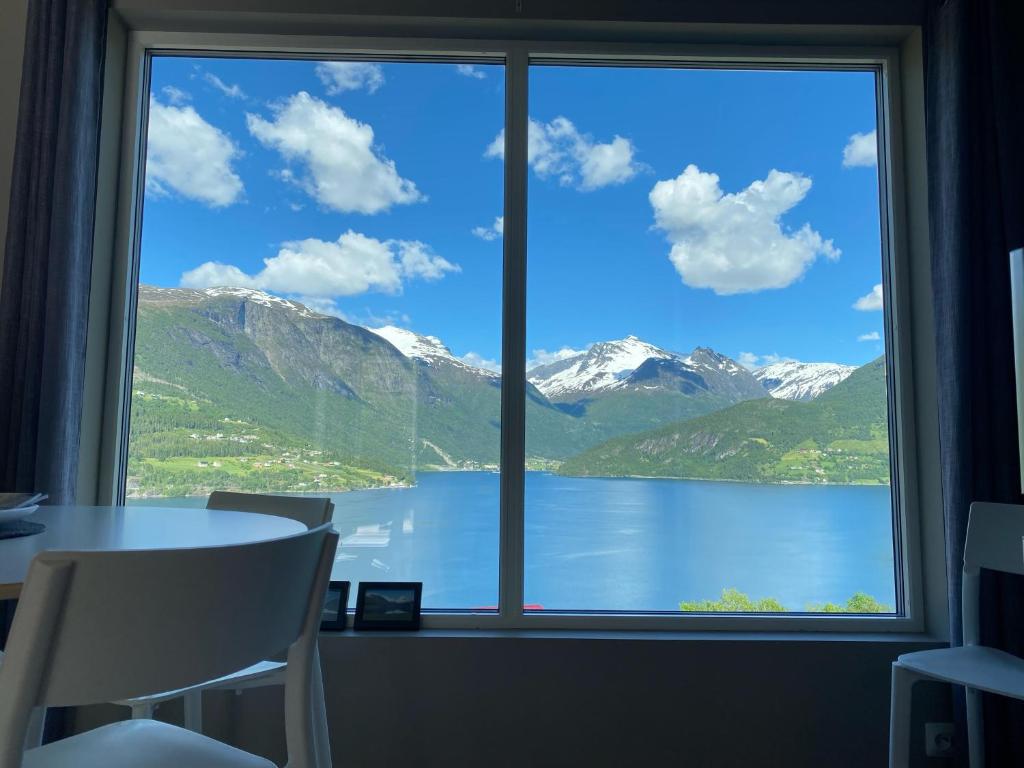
<box><xmin>320</xmin><ymin>580</ymin><xmax>350</xmax><ymax>632</ymax></box>
<box><xmin>354</xmin><ymin>582</ymin><xmax>423</xmax><ymax>630</ymax></box>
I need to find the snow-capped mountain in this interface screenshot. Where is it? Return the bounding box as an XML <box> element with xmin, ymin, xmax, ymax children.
<box><xmin>527</xmin><ymin>336</ymin><xmax>676</xmax><ymax>399</ymax></box>
<box><xmin>526</xmin><ymin>336</ymin><xmax>764</xmax><ymax>402</ymax></box>
<box><xmin>754</xmin><ymin>360</ymin><xmax>856</xmax><ymax>401</ymax></box>
<box><xmin>369</xmin><ymin>326</ymin><xmax>498</xmax><ymax>378</ymax></box>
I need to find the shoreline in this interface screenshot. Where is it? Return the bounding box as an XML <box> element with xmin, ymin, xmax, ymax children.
<box><xmin>127</xmin><ymin>469</ymin><xmax>890</xmax><ymax>500</ymax></box>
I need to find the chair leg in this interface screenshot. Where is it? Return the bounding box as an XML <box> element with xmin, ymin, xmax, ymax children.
<box><xmin>23</xmin><ymin>707</ymin><xmax>46</xmax><ymax>750</ymax></box>
<box><xmin>889</xmin><ymin>663</ymin><xmax>920</xmax><ymax>768</ymax></box>
<box><xmin>966</xmin><ymin>686</ymin><xmax>985</xmax><ymax>768</ymax></box>
<box><xmin>130</xmin><ymin>703</ymin><xmax>155</xmax><ymax>719</ymax></box>
<box><xmin>183</xmin><ymin>690</ymin><xmax>203</xmax><ymax>733</ymax></box>
<box><xmin>312</xmin><ymin>648</ymin><xmax>332</xmax><ymax>768</ymax></box>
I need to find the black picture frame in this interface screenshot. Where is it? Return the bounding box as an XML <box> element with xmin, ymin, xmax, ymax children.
<box><xmin>354</xmin><ymin>581</ymin><xmax>423</xmax><ymax>631</ymax></box>
<box><xmin>319</xmin><ymin>580</ymin><xmax>350</xmax><ymax>632</ymax></box>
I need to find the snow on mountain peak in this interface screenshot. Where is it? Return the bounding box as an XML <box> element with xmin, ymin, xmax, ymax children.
<box><xmin>754</xmin><ymin>360</ymin><xmax>856</xmax><ymax>401</ymax></box>
<box><xmin>368</xmin><ymin>326</ymin><xmax>498</xmax><ymax>377</ymax></box>
<box><xmin>198</xmin><ymin>286</ymin><xmax>319</xmax><ymax>317</ymax></box>
<box><xmin>528</xmin><ymin>336</ymin><xmax>675</xmax><ymax>399</ymax></box>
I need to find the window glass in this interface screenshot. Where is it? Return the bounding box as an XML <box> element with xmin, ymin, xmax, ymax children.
<box><xmin>523</xmin><ymin>66</ymin><xmax>895</xmax><ymax>613</ymax></box>
<box><xmin>127</xmin><ymin>56</ymin><xmax>504</xmax><ymax>610</ymax></box>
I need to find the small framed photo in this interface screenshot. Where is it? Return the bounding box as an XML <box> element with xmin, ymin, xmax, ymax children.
<box><xmin>354</xmin><ymin>582</ymin><xmax>423</xmax><ymax>631</ymax></box>
<box><xmin>320</xmin><ymin>581</ymin><xmax>350</xmax><ymax>632</ymax></box>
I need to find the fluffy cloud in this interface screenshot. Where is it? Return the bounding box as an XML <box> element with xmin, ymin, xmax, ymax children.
<box><xmin>472</xmin><ymin>216</ymin><xmax>504</xmax><ymax>241</ymax></box>
<box><xmin>858</xmin><ymin>331</ymin><xmax>881</xmax><ymax>342</ymax></box>
<box><xmin>456</xmin><ymin>64</ymin><xmax>487</xmax><ymax>80</ymax></box>
<box><xmin>485</xmin><ymin>117</ymin><xmax>640</xmax><ymax>191</ymax></box>
<box><xmin>146</xmin><ymin>98</ymin><xmax>244</xmax><ymax>207</ymax></box>
<box><xmin>459</xmin><ymin>352</ymin><xmax>501</xmax><ymax>372</ymax></box>
<box><xmin>161</xmin><ymin>85</ymin><xmax>190</xmax><ymax>104</ymax></box>
<box><xmin>853</xmin><ymin>283</ymin><xmax>884</xmax><ymax>311</ymax></box>
<box><xmin>737</xmin><ymin>352</ymin><xmax>794</xmax><ymax>370</ymax></box>
<box><xmin>204</xmin><ymin>73</ymin><xmax>245</xmax><ymax>99</ymax></box>
<box><xmin>649</xmin><ymin>165</ymin><xmax>840</xmax><ymax>295</ymax></box>
<box><xmin>527</xmin><ymin>346</ymin><xmax>586</xmax><ymax>371</ymax></box>
<box><xmin>843</xmin><ymin>130</ymin><xmax>877</xmax><ymax>168</ymax></box>
<box><xmin>180</xmin><ymin>230</ymin><xmax>458</xmax><ymax>297</ymax></box>
<box><xmin>315</xmin><ymin>62</ymin><xmax>384</xmax><ymax>94</ymax></box>
<box><xmin>247</xmin><ymin>92</ymin><xmax>423</xmax><ymax>214</ymax></box>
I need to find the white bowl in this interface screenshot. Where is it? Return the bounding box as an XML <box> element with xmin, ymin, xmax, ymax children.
<box><xmin>0</xmin><ymin>504</ymin><xmax>38</xmax><ymax>524</ymax></box>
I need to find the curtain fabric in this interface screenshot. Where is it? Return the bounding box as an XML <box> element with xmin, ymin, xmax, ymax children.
<box><xmin>0</xmin><ymin>0</ymin><xmax>108</xmax><ymax>506</ymax></box>
<box><xmin>924</xmin><ymin>0</ymin><xmax>1024</xmax><ymax>762</ymax></box>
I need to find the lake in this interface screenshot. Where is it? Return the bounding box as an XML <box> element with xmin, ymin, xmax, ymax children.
<box><xmin>132</xmin><ymin>471</ymin><xmax>896</xmax><ymax>612</ymax></box>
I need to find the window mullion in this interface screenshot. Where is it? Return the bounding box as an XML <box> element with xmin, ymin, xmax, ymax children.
<box><xmin>497</xmin><ymin>47</ymin><xmax>528</xmax><ymax>626</ymax></box>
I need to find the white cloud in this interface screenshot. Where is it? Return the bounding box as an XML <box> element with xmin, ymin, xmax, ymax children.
<box><xmin>485</xmin><ymin>117</ymin><xmax>640</xmax><ymax>191</ymax></box>
<box><xmin>842</xmin><ymin>130</ymin><xmax>877</xmax><ymax>168</ymax></box>
<box><xmin>858</xmin><ymin>331</ymin><xmax>881</xmax><ymax>342</ymax></box>
<box><xmin>180</xmin><ymin>230</ymin><xmax>458</xmax><ymax>298</ymax></box>
<box><xmin>297</xmin><ymin>296</ymin><xmax>345</xmax><ymax>317</ymax></box>
<box><xmin>247</xmin><ymin>91</ymin><xmax>423</xmax><ymax>214</ymax></box>
<box><xmin>459</xmin><ymin>352</ymin><xmax>501</xmax><ymax>372</ymax></box>
<box><xmin>853</xmin><ymin>283</ymin><xmax>884</xmax><ymax>311</ymax></box>
<box><xmin>146</xmin><ymin>98</ymin><xmax>244</xmax><ymax>208</ymax></box>
<box><xmin>456</xmin><ymin>64</ymin><xmax>487</xmax><ymax>80</ymax></box>
<box><xmin>315</xmin><ymin>62</ymin><xmax>384</xmax><ymax>94</ymax></box>
<box><xmin>472</xmin><ymin>216</ymin><xmax>504</xmax><ymax>241</ymax></box>
<box><xmin>527</xmin><ymin>346</ymin><xmax>586</xmax><ymax>371</ymax></box>
<box><xmin>161</xmin><ymin>86</ymin><xmax>190</xmax><ymax>104</ymax></box>
<box><xmin>203</xmin><ymin>73</ymin><xmax>246</xmax><ymax>99</ymax></box>
<box><xmin>737</xmin><ymin>352</ymin><xmax>794</xmax><ymax>370</ymax></box>
<box><xmin>649</xmin><ymin>164</ymin><xmax>840</xmax><ymax>295</ymax></box>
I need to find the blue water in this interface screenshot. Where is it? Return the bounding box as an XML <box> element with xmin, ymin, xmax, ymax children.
<box><xmin>133</xmin><ymin>472</ymin><xmax>895</xmax><ymax>611</ymax></box>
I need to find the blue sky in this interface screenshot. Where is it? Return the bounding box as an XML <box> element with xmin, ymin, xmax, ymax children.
<box><xmin>140</xmin><ymin>57</ymin><xmax>884</xmax><ymax>371</ymax></box>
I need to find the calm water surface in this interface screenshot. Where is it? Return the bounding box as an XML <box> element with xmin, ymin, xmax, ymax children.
<box><xmin>132</xmin><ymin>471</ymin><xmax>896</xmax><ymax>611</ymax></box>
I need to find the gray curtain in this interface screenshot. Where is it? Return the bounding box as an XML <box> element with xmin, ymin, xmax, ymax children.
<box><xmin>0</xmin><ymin>0</ymin><xmax>108</xmax><ymax>506</ymax></box>
<box><xmin>924</xmin><ymin>0</ymin><xmax>1024</xmax><ymax>762</ymax></box>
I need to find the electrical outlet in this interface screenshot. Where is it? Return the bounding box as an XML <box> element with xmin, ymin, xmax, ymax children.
<box><xmin>925</xmin><ymin>722</ymin><xmax>955</xmax><ymax>758</ymax></box>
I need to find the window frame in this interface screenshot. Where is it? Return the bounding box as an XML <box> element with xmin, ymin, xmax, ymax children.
<box><xmin>87</xmin><ymin>24</ymin><xmax>936</xmax><ymax>634</ymax></box>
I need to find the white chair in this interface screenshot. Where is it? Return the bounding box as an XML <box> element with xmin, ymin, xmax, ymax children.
<box><xmin>116</xmin><ymin>492</ymin><xmax>334</xmax><ymax>734</ymax></box>
<box><xmin>889</xmin><ymin>501</ymin><xmax>1024</xmax><ymax>767</ymax></box>
<box><xmin>0</xmin><ymin>524</ymin><xmax>338</xmax><ymax>768</ymax></box>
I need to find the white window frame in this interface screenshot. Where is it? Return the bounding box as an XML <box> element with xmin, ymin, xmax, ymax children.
<box><xmin>84</xmin><ymin>19</ymin><xmax>942</xmax><ymax>636</ymax></box>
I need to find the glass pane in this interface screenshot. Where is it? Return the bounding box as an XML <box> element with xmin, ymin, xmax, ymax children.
<box><xmin>524</xmin><ymin>66</ymin><xmax>895</xmax><ymax>614</ymax></box>
<box><xmin>127</xmin><ymin>56</ymin><xmax>504</xmax><ymax>610</ymax></box>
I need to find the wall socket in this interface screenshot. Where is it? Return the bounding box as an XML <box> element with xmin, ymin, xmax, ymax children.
<box><xmin>925</xmin><ymin>722</ymin><xmax>955</xmax><ymax>758</ymax></box>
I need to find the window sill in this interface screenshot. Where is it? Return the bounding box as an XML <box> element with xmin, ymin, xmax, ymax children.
<box><xmin>321</xmin><ymin>627</ymin><xmax>947</xmax><ymax>644</ymax></box>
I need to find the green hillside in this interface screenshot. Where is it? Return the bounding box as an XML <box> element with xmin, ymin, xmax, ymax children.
<box><xmin>557</xmin><ymin>357</ymin><xmax>890</xmax><ymax>484</ymax></box>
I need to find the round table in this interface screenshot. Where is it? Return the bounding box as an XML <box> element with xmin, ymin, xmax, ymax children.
<box><xmin>0</xmin><ymin>505</ymin><xmax>306</xmax><ymax>600</ymax></box>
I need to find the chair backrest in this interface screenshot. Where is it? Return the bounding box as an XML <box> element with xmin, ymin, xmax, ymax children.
<box><xmin>0</xmin><ymin>526</ymin><xmax>338</xmax><ymax>767</ymax></box>
<box><xmin>207</xmin><ymin>491</ymin><xmax>334</xmax><ymax>530</ymax></box>
<box><xmin>961</xmin><ymin>502</ymin><xmax>1024</xmax><ymax>646</ymax></box>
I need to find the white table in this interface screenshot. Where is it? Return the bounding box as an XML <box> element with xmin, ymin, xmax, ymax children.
<box><xmin>0</xmin><ymin>505</ymin><xmax>305</xmax><ymax>600</ymax></box>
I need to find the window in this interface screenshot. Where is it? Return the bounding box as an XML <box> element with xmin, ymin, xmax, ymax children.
<box><xmin>108</xmin><ymin>36</ymin><xmax>922</xmax><ymax>630</ymax></box>
<box><xmin>523</xmin><ymin>65</ymin><xmax>895</xmax><ymax>614</ymax></box>
<box><xmin>125</xmin><ymin>55</ymin><xmax>504</xmax><ymax>610</ymax></box>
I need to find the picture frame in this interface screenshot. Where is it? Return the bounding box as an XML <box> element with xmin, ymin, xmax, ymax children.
<box><xmin>319</xmin><ymin>580</ymin><xmax>350</xmax><ymax>632</ymax></box>
<box><xmin>354</xmin><ymin>581</ymin><xmax>423</xmax><ymax>631</ymax></box>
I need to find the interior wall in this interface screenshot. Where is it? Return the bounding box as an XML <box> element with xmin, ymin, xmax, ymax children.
<box><xmin>0</xmin><ymin>0</ymin><xmax>29</xmax><ymax>286</ymax></box>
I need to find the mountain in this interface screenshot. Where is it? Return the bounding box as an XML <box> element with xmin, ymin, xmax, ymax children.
<box><xmin>527</xmin><ymin>337</ymin><xmax>765</xmax><ymax>403</ymax></box>
<box><xmin>557</xmin><ymin>357</ymin><xmax>889</xmax><ymax>485</ymax></box>
<box><xmin>369</xmin><ymin>326</ymin><xmax>499</xmax><ymax>379</ymax></box>
<box><xmin>527</xmin><ymin>336</ymin><xmax>673</xmax><ymax>399</ymax></box>
<box><xmin>128</xmin><ymin>285</ymin><xmax>886</xmax><ymax>496</ymax></box>
<box><xmin>754</xmin><ymin>360</ymin><xmax>856</xmax><ymax>401</ymax></box>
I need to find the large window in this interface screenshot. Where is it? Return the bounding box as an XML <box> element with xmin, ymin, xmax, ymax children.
<box><xmin>126</xmin><ymin>56</ymin><xmax>504</xmax><ymax>610</ymax></box>
<box><xmin>116</xmin><ymin>43</ymin><xmax>912</xmax><ymax>628</ymax></box>
<box><xmin>523</xmin><ymin>66</ymin><xmax>894</xmax><ymax>614</ymax></box>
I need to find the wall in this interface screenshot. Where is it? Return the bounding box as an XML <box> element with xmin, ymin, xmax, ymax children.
<box><xmin>0</xmin><ymin>0</ymin><xmax>29</xmax><ymax>282</ymax></box>
<box><xmin>13</xmin><ymin>2</ymin><xmax>953</xmax><ymax>765</ymax></box>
